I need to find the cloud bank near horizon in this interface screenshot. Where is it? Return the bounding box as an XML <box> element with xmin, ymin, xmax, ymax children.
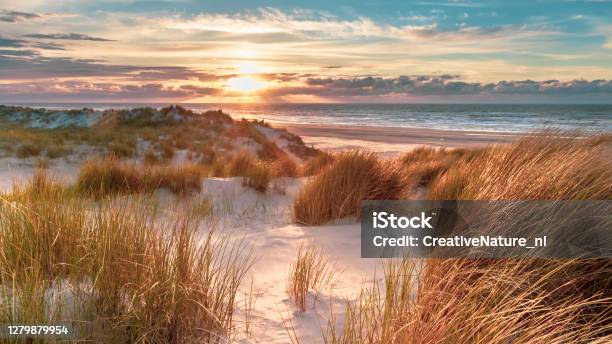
<box><xmin>1</xmin><ymin>66</ymin><xmax>610</xmax><ymax>103</ymax></box>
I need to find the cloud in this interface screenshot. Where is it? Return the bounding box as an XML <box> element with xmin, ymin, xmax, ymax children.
<box><xmin>0</xmin><ymin>36</ymin><xmax>26</xmax><ymax>48</ymax></box>
<box><xmin>0</xmin><ymin>54</ymin><xmax>221</xmax><ymax>81</ymax></box>
<box><xmin>30</xmin><ymin>41</ymin><xmax>65</xmax><ymax>50</ymax></box>
<box><xmin>261</xmin><ymin>75</ymin><xmax>612</xmax><ymax>98</ymax></box>
<box><xmin>131</xmin><ymin>7</ymin><xmax>539</xmax><ymax>45</ymax></box>
<box><xmin>0</xmin><ymin>49</ymin><xmax>39</xmax><ymax>57</ymax></box>
<box><xmin>0</xmin><ymin>10</ymin><xmax>40</xmax><ymax>22</ymax></box>
<box><xmin>0</xmin><ymin>35</ymin><xmax>66</xmax><ymax>52</ymax></box>
<box><xmin>0</xmin><ymin>81</ymin><xmax>223</xmax><ymax>102</ymax></box>
<box><xmin>22</xmin><ymin>33</ymin><xmax>115</xmax><ymax>41</ymax></box>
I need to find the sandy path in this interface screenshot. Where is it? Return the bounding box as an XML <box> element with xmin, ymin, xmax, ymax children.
<box><xmin>196</xmin><ymin>178</ymin><xmax>381</xmax><ymax>344</ymax></box>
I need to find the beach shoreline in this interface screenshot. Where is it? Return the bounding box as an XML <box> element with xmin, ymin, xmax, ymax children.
<box><xmin>277</xmin><ymin>122</ymin><xmax>524</xmax><ymax>153</ymax></box>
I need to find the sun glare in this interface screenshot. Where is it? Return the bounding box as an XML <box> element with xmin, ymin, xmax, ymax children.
<box><xmin>227</xmin><ymin>76</ymin><xmax>267</xmax><ymax>93</ymax></box>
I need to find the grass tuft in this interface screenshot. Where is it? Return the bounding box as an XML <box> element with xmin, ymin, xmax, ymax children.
<box><xmin>76</xmin><ymin>158</ymin><xmax>205</xmax><ymax>196</ymax></box>
<box><xmin>293</xmin><ymin>151</ymin><xmax>405</xmax><ymax>225</ymax></box>
<box><xmin>242</xmin><ymin>161</ymin><xmax>273</xmax><ymax>193</ymax></box>
<box><xmin>302</xmin><ymin>152</ymin><xmax>334</xmax><ymax>176</ymax></box>
<box><xmin>428</xmin><ymin>132</ymin><xmax>611</xmax><ymax>200</ymax></box>
<box><xmin>287</xmin><ymin>244</ymin><xmax>334</xmax><ymax>312</ymax></box>
<box><xmin>399</xmin><ymin>146</ymin><xmax>473</xmax><ymax>192</ymax></box>
<box><xmin>272</xmin><ymin>155</ymin><xmax>300</xmax><ymax>177</ymax></box>
<box><xmin>16</xmin><ymin>142</ymin><xmax>42</xmax><ymax>158</ymax></box>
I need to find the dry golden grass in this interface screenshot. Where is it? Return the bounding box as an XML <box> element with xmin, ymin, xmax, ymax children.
<box><xmin>302</xmin><ymin>151</ymin><xmax>334</xmax><ymax>176</ymax></box>
<box><xmin>16</xmin><ymin>142</ymin><xmax>42</xmax><ymax>158</ymax></box>
<box><xmin>215</xmin><ymin>151</ymin><xmax>274</xmax><ymax>192</ymax></box>
<box><xmin>243</xmin><ymin>161</ymin><xmax>273</xmax><ymax>193</ymax></box>
<box><xmin>287</xmin><ymin>244</ymin><xmax>335</xmax><ymax>312</ymax></box>
<box><xmin>429</xmin><ymin>132</ymin><xmax>611</xmax><ymax>200</ymax></box>
<box><xmin>0</xmin><ymin>171</ymin><xmax>253</xmax><ymax>343</ymax></box>
<box><xmin>224</xmin><ymin>151</ymin><xmax>258</xmax><ymax>177</ymax></box>
<box><xmin>325</xmin><ymin>133</ymin><xmax>612</xmax><ymax>344</ymax></box>
<box><xmin>293</xmin><ymin>151</ymin><xmax>405</xmax><ymax>225</ymax></box>
<box><xmin>272</xmin><ymin>155</ymin><xmax>300</xmax><ymax>177</ymax></box>
<box><xmin>399</xmin><ymin>146</ymin><xmax>474</xmax><ymax>192</ymax></box>
<box><xmin>326</xmin><ymin>259</ymin><xmax>612</xmax><ymax>344</ymax></box>
<box><xmin>77</xmin><ymin>158</ymin><xmax>205</xmax><ymax>196</ymax></box>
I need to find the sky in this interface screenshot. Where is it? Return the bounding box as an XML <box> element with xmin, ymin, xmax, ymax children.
<box><xmin>0</xmin><ymin>0</ymin><xmax>611</xmax><ymax>103</ymax></box>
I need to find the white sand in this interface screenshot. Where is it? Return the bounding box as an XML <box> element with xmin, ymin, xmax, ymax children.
<box><xmin>197</xmin><ymin>178</ymin><xmax>381</xmax><ymax>343</ymax></box>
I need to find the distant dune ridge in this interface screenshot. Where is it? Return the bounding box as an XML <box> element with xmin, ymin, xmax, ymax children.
<box><xmin>0</xmin><ymin>104</ymin><xmax>317</xmax><ymax>164</ymax></box>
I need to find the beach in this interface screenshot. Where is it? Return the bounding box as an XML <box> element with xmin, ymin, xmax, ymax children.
<box><xmin>0</xmin><ymin>105</ymin><xmax>610</xmax><ymax>344</ymax></box>
<box><xmin>279</xmin><ymin>122</ymin><xmax>523</xmax><ymax>154</ymax></box>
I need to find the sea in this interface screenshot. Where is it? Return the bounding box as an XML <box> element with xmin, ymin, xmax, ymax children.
<box><xmin>6</xmin><ymin>103</ymin><xmax>612</xmax><ymax>133</ymax></box>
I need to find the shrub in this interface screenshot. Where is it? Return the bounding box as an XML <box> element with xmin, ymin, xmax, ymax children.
<box><xmin>293</xmin><ymin>151</ymin><xmax>405</xmax><ymax>225</ymax></box>
<box><xmin>16</xmin><ymin>142</ymin><xmax>42</xmax><ymax>158</ymax></box>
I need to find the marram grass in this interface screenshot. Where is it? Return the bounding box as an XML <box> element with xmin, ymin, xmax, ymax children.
<box><xmin>0</xmin><ymin>170</ymin><xmax>253</xmax><ymax>343</ymax></box>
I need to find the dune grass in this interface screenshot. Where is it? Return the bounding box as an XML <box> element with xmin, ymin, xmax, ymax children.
<box><xmin>45</xmin><ymin>144</ymin><xmax>71</xmax><ymax>159</ymax></box>
<box><xmin>16</xmin><ymin>142</ymin><xmax>43</xmax><ymax>158</ymax></box>
<box><xmin>326</xmin><ymin>258</ymin><xmax>612</xmax><ymax>344</ymax></box>
<box><xmin>242</xmin><ymin>162</ymin><xmax>273</xmax><ymax>193</ymax></box>
<box><xmin>399</xmin><ymin>146</ymin><xmax>474</xmax><ymax>192</ymax></box>
<box><xmin>293</xmin><ymin>151</ymin><xmax>405</xmax><ymax>225</ymax></box>
<box><xmin>0</xmin><ymin>170</ymin><xmax>253</xmax><ymax>343</ymax></box>
<box><xmin>76</xmin><ymin>158</ymin><xmax>206</xmax><ymax>196</ymax></box>
<box><xmin>302</xmin><ymin>151</ymin><xmax>334</xmax><ymax>176</ymax></box>
<box><xmin>272</xmin><ymin>155</ymin><xmax>300</xmax><ymax>177</ymax></box>
<box><xmin>428</xmin><ymin>132</ymin><xmax>611</xmax><ymax>200</ymax></box>
<box><xmin>287</xmin><ymin>245</ymin><xmax>335</xmax><ymax>312</ymax></box>
<box><xmin>325</xmin><ymin>133</ymin><xmax>612</xmax><ymax>344</ymax></box>
<box><xmin>212</xmin><ymin>152</ymin><xmax>273</xmax><ymax>192</ymax></box>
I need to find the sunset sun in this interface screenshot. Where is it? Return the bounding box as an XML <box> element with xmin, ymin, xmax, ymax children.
<box><xmin>227</xmin><ymin>76</ymin><xmax>268</xmax><ymax>93</ymax></box>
